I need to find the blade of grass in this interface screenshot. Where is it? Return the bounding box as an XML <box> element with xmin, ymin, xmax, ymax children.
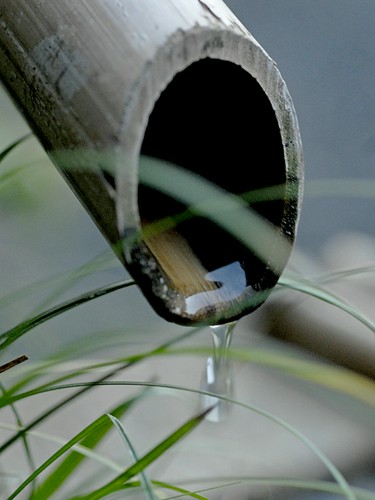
<box><xmin>71</xmin><ymin>406</ymin><xmax>213</xmax><ymax>500</ymax></box>
<box><xmin>107</xmin><ymin>414</ymin><xmax>156</xmax><ymax>500</ymax></box>
<box><xmin>32</xmin><ymin>391</ymin><xmax>150</xmax><ymax>499</ymax></box>
<box><xmin>124</xmin><ymin>479</ymin><xmax>238</xmax><ymax>499</ymax></box>
<box><xmin>0</xmin><ymin>278</ymin><xmax>135</xmax><ymax>350</ymax></box>
<box><xmin>279</xmin><ymin>273</ymin><xmax>375</xmax><ymax>333</ymax></box>
<box><xmin>0</xmin><ymin>420</ymin><xmax>122</xmax><ymax>472</ymax></box>
<box><xmin>0</xmin><ymin>382</ymin><xmax>37</xmax><ymax>494</ymax></box>
<box><xmin>178</xmin><ymin>477</ymin><xmax>375</xmax><ymax>500</ymax></box>
<box><xmin>0</xmin><ymin>134</ymin><xmax>32</xmax><ymax>164</ymax></box>
<box><xmin>7</xmin><ymin>413</ymin><xmax>116</xmax><ymax>499</ymax></box>
<box><xmin>317</xmin><ymin>264</ymin><xmax>375</xmax><ymax>285</ymax></box>
<box><xmin>152</xmin><ymin>482</ymin><xmax>213</xmax><ymax>499</ymax></box>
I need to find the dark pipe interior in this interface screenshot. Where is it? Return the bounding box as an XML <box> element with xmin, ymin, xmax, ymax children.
<box><xmin>136</xmin><ymin>58</ymin><xmax>287</xmax><ymax>323</ymax></box>
<box><xmin>140</xmin><ymin>59</ymin><xmax>285</xmax><ymax>262</ymax></box>
<box><xmin>140</xmin><ymin>58</ymin><xmax>285</xmax><ymax>216</ymax></box>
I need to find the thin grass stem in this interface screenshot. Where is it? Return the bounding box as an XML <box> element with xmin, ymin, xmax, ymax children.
<box><xmin>0</xmin><ymin>279</ymin><xmax>135</xmax><ymax>350</ymax></box>
<box><xmin>107</xmin><ymin>414</ymin><xmax>156</xmax><ymax>500</ymax></box>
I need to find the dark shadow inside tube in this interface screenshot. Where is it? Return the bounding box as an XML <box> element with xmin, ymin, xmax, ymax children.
<box><xmin>140</xmin><ymin>59</ymin><xmax>286</xmax><ymax>255</ymax></box>
<box><xmin>140</xmin><ymin>58</ymin><xmax>285</xmax><ymax>218</ymax></box>
<box><xmin>137</xmin><ymin>58</ymin><xmax>288</xmax><ymax>323</ymax></box>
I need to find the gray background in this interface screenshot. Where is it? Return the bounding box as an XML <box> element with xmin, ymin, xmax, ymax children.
<box><xmin>226</xmin><ymin>0</ymin><xmax>375</xmax><ymax>257</ymax></box>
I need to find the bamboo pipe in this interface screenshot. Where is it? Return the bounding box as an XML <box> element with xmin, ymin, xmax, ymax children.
<box><xmin>0</xmin><ymin>0</ymin><xmax>304</xmax><ymax>326</ymax></box>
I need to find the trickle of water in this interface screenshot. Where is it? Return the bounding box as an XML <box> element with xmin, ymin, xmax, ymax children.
<box><xmin>200</xmin><ymin>322</ymin><xmax>236</xmax><ymax>422</ymax></box>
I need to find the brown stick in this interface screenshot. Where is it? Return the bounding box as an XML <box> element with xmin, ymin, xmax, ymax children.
<box><xmin>0</xmin><ymin>355</ymin><xmax>28</xmax><ymax>374</ymax></box>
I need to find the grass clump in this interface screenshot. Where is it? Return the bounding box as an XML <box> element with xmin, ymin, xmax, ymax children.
<box><xmin>0</xmin><ymin>135</ymin><xmax>375</xmax><ymax>499</ymax></box>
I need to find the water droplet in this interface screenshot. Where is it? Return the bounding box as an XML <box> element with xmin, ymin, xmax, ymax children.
<box><xmin>200</xmin><ymin>321</ymin><xmax>236</xmax><ymax>422</ymax></box>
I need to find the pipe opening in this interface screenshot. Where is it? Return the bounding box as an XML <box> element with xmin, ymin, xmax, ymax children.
<box><xmin>141</xmin><ymin>58</ymin><xmax>285</xmax><ymax>222</ymax></box>
<box><xmin>136</xmin><ymin>58</ymin><xmax>287</xmax><ymax>324</ymax></box>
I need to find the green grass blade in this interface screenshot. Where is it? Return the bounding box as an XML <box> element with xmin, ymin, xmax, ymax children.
<box><xmin>58</xmin><ymin>477</ymin><xmax>214</xmax><ymax>499</ymax></box>
<box><xmin>279</xmin><ymin>274</ymin><xmax>375</xmax><ymax>333</ymax></box>
<box><xmin>7</xmin><ymin>414</ymin><xmax>112</xmax><ymax>499</ymax></box>
<box><xmin>177</xmin><ymin>477</ymin><xmax>375</xmax><ymax>500</ymax></box>
<box><xmin>0</xmin><ymin>382</ymin><xmax>37</xmax><ymax>494</ymax></box>
<box><xmin>0</xmin><ymin>420</ymin><xmax>122</xmax><ymax>472</ymax></box>
<box><xmin>124</xmin><ymin>479</ymin><xmax>233</xmax><ymax>499</ymax></box>
<box><xmin>0</xmin><ymin>134</ymin><xmax>32</xmax><ymax>164</ymax></box>
<box><xmin>317</xmin><ymin>264</ymin><xmax>375</xmax><ymax>285</ymax></box>
<box><xmin>153</xmin><ymin>479</ymin><xmax>240</xmax><ymax>499</ymax></box>
<box><xmin>0</xmin><ymin>279</ymin><xmax>135</xmax><ymax>350</ymax></box>
<box><xmin>107</xmin><ymin>414</ymin><xmax>156</xmax><ymax>500</ymax></box>
<box><xmin>71</xmin><ymin>406</ymin><xmax>213</xmax><ymax>500</ymax></box>
<box><xmin>31</xmin><ymin>393</ymin><xmax>148</xmax><ymax>500</ymax></box>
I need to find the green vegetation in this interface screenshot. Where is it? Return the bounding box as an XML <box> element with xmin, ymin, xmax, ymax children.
<box><xmin>1</xmin><ymin>134</ymin><xmax>375</xmax><ymax>499</ymax></box>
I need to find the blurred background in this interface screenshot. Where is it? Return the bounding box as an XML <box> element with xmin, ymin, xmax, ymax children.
<box><xmin>0</xmin><ymin>1</ymin><xmax>374</xmax><ymax>498</ymax></box>
<box><xmin>228</xmin><ymin>0</ymin><xmax>375</xmax><ymax>257</ymax></box>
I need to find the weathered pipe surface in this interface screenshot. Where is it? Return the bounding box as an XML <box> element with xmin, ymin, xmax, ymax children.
<box><xmin>0</xmin><ymin>0</ymin><xmax>303</xmax><ymax>326</ymax></box>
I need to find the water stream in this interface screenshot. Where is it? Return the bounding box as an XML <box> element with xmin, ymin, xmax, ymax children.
<box><xmin>200</xmin><ymin>321</ymin><xmax>236</xmax><ymax>422</ymax></box>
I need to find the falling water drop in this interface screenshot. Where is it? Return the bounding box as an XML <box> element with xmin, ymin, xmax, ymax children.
<box><xmin>200</xmin><ymin>321</ymin><xmax>236</xmax><ymax>422</ymax></box>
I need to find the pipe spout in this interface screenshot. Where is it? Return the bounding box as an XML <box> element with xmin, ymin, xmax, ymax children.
<box><xmin>0</xmin><ymin>0</ymin><xmax>303</xmax><ymax>325</ymax></box>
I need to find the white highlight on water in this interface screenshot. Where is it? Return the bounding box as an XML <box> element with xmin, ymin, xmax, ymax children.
<box><xmin>200</xmin><ymin>321</ymin><xmax>236</xmax><ymax>422</ymax></box>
